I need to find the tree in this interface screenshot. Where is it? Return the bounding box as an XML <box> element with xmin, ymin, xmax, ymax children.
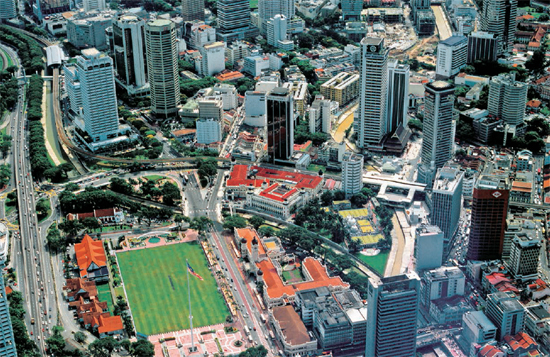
<box><xmin>46</xmin><ymin>326</ymin><xmax>66</xmax><ymax>355</ymax></box>
<box><xmin>81</xmin><ymin>217</ymin><xmax>101</xmax><ymax>231</ymax></box>
<box><xmin>223</xmin><ymin>214</ymin><xmax>247</xmax><ymax>230</ymax></box>
<box><xmin>74</xmin><ymin>331</ymin><xmax>86</xmax><ymax>344</ymax></box>
<box><xmin>161</xmin><ymin>181</ymin><xmax>181</xmax><ymax>206</ymax></box>
<box><xmin>129</xmin><ymin>340</ymin><xmax>155</xmax><ymax>357</ymax></box>
<box><xmin>320</xmin><ymin>190</ymin><xmax>334</xmax><ymax>206</ymax></box>
<box><xmin>190</xmin><ymin>216</ymin><xmax>212</xmax><ymax>236</ymax></box>
<box><xmin>408</xmin><ymin>118</ymin><xmax>423</xmax><ymax>131</ymax></box>
<box><xmin>88</xmin><ymin>337</ymin><xmax>119</xmax><ymax>357</ymax></box>
<box><xmin>239</xmin><ymin>346</ymin><xmax>268</xmax><ymax>357</ymax></box>
<box><xmin>332</xmin><ymin>254</ymin><xmax>353</xmax><ymax>270</ymax></box>
<box><xmin>333</xmin><ymin>190</ymin><xmax>346</xmax><ymax>201</ymax></box>
<box><xmin>248</xmin><ymin>215</ymin><xmax>265</xmax><ymax>229</ymax></box>
<box><xmin>65</xmin><ymin>182</ymin><xmax>80</xmax><ymax>191</ymax></box>
<box><xmin>109</xmin><ymin>177</ymin><xmax>134</xmax><ymax>195</ymax></box>
<box><xmin>173</xmin><ymin>214</ymin><xmax>190</xmax><ymax>230</ymax></box>
<box><xmin>525</xmin><ymin>49</ymin><xmax>547</xmax><ymax>75</ymax></box>
<box><xmin>258</xmin><ymin>226</ymin><xmax>275</xmax><ymax>237</ymax></box>
<box><xmin>46</xmin><ymin>226</ymin><xmax>65</xmax><ymax>252</ymax></box>
<box><xmin>350</xmin><ymin>193</ymin><xmax>368</xmax><ymax>207</ymax></box>
<box><xmin>35</xmin><ymin>198</ymin><xmax>50</xmax><ymax>220</ymax></box>
<box><xmin>58</xmin><ymin>219</ymin><xmax>84</xmax><ymax>237</ymax></box>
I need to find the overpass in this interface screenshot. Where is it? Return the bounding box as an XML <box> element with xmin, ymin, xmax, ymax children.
<box><xmin>363</xmin><ymin>173</ymin><xmax>427</xmax><ymax>207</ymax></box>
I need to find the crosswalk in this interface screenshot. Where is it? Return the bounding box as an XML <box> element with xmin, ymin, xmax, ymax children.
<box><xmin>0</xmin><ymin>218</ymin><xmax>19</xmax><ymax>230</ymax></box>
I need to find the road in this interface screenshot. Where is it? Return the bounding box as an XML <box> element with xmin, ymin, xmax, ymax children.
<box><xmin>12</xmin><ymin>74</ymin><xmax>57</xmax><ymax>352</ymax></box>
<box><xmin>432</xmin><ymin>5</ymin><xmax>453</xmax><ymax>41</ymax></box>
<box><xmin>184</xmin><ymin>172</ymin><xmax>276</xmax><ymax>354</ymax></box>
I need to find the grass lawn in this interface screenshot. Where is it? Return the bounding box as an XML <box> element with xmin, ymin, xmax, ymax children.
<box><xmin>282</xmin><ymin>268</ymin><xmax>304</xmax><ymax>283</ymax></box>
<box><xmin>97</xmin><ymin>283</ymin><xmax>114</xmax><ymax>313</ymax></box>
<box><xmin>117</xmin><ymin>242</ymin><xmax>228</xmax><ymax>336</ymax></box>
<box><xmin>144</xmin><ymin>175</ymin><xmax>166</xmax><ymax>182</ymax></box>
<box><xmin>355</xmin><ymin>251</ymin><xmax>390</xmax><ymax>276</ymax></box>
<box><xmin>307</xmin><ymin>164</ymin><xmax>326</xmax><ymax>173</ymax></box>
<box><xmin>259</xmin><ymin>224</ymin><xmax>280</xmax><ymax>232</ymax></box>
<box><xmin>114</xmin><ymin>286</ymin><xmax>126</xmax><ymax>300</ymax></box>
<box><xmin>90</xmin><ymin>225</ymin><xmax>132</xmax><ymax>233</ymax></box>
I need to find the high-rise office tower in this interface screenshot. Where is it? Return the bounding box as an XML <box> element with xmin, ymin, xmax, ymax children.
<box><xmin>431</xmin><ymin>166</ymin><xmax>464</xmax><ymax>252</ymax></box>
<box><xmin>485</xmin><ymin>292</ymin><xmax>525</xmax><ymax>340</ymax></box>
<box><xmin>217</xmin><ymin>0</ymin><xmax>257</xmax><ymax>42</ymax></box>
<box><xmin>267</xmin><ymin>14</ymin><xmax>293</xmax><ymax>50</ymax></box>
<box><xmin>435</xmin><ymin>35</ymin><xmax>468</xmax><ymax>79</ymax></box>
<box><xmin>258</xmin><ymin>0</ymin><xmax>295</xmax><ymax>34</ymax></box>
<box><xmin>506</xmin><ymin>234</ymin><xmax>541</xmax><ymax>280</ymax></box>
<box><xmin>181</xmin><ymin>0</ymin><xmax>204</xmax><ymax>22</ymax></box>
<box><xmin>358</xmin><ymin>37</ymin><xmax>388</xmax><ymax>149</ymax></box>
<box><xmin>366</xmin><ymin>273</ymin><xmax>420</xmax><ymax>357</ymax></box>
<box><xmin>266</xmin><ymin>87</ymin><xmax>294</xmax><ymax>163</ymax></box>
<box><xmin>145</xmin><ymin>19</ymin><xmax>180</xmax><ymax>119</ymax></box>
<box><xmin>0</xmin><ymin>0</ymin><xmax>17</xmax><ymax>20</ymax></box>
<box><xmin>386</xmin><ymin>59</ymin><xmax>409</xmax><ymax>135</ymax></box>
<box><xmin>342</xmin><ymin>152</ymin><xmax>364</xmax><ymax>198</ymax></box>
<box><xmin>0</xmin><ymin>261</ymin><xmax>16</xmax><ymax>357</ymax></box>
<box><xmin>109</xmin><ymin>14</ymin><xmax>148</xmax><ymax>94</ymax></box>
<box><xmin>480</xmin><ymin>0</ymin><xmax>517</xmax><ymax>54</ymax></box>
<box><xmin>466</xmin><ymin>174</ymin><xmax>510</xmax><ymax>261</ymax></box>
<box><xmin>467</xmin><ymin>31</ymin><xmax>499</xmax><ymax>63</ymax></box>
<box><xmin>420</xmin><ymin>81</ymin><xmax>455</xmax><ymax>173</ymax></box>
<box><xmin>83</xmin><ymin>0</ymin><xmax>105</xmax><ymax>12</ymax></box>
<box><xmin>76</xmin><ymin>48</ymin><xmax>119</xmax><ymax>142</ymax></box>
<box><xmin>414</xmin><ymin>225</ymin><xmax>444</xmax><ymax>271</ymax></box>
<box><xmin>488</xmin><ymin>72</ymin><xmax>528</xmax><ymax>126</ymax></box>
<box><xmin>341</xmin><ymin>0</ymin><xmax>362</xmax><ymax>21</ymax></box>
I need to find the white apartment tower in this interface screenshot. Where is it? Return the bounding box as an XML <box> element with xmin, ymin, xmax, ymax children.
<box><xmin>76</xmin><ymin>48</ymin><xmax>119</xmax><ymax>142</ymax></box>
<box><xmin>419</xmin><ymin>81</ymin><xmax>455</xmax><ymax>183</ymax></box>
<box><xmin>0</xmin><ymin>0</ymin><xmax>17</xmax><ymax>20</ymax></box>
<box><xmin>110</xmin><ymin>14</ymin><xmax>148</xmax><ymax>93</ymax></box>
<box><xmin>198</xmin><ymin>41</ymin><xmax>225</xmax><ymax>77</ymax></box>
<box><xmin>358</xmin><ymin>37</ymin><xmax>388</xmax><ymax>149</ymax></box>
<box><xmin>488</xmin><ymin>72</ymin><xmax>528</xmax><ymax>126</ymax></box>
<box><xmin>435</xmin><ymin>35</ymin><xmax>468</xmax><ymax>79</ymax></box>
<box><xmin>145</xmin><ymin>19</ymin><xmax>180</xmax><ymax>119</ymax></box>
<box><xmin>64</xmin><ymin>64</ymin><xmax>82</xmax><ymax>114</ymax></box>
<box><xmin>83</xmin><ymin>0</ymin><xmax>105</xmax><ymax>11</ymax></box>
<box><xmin>258</xmin><ymin>0</ymin><xmax>295</xmax><ymax>34</ymax></box>
<box><xmin>196</xmin><ymin>118</ymin><xmax>222</xmax><ymax>144</ymax></box>
<box><xmin>480</xmin><ymin>0</ymin><xmax>517</xmax><ymax>54</ymax></box>
<box><xmin>414</xmin><ymin>225</ymin><xmax>444</xmax><ymax>271</ymax></box>
<box><xmin>431</xmin><ymin>166</ymin><xmax>464</xmax><ymax>252</ymax></box>
<box><xmin>182</xmin><ymin>0</ymin><xmax>205</xmax><ymax>22</ymax></box>
<box><xmin>342</xmin><ymin>152</ymin><xmax>364</xmax><ymax>198</ymax></box>
<box><xmin>267</xmin><ymin>14</ymin><xmax>293</xmax><ymax>50</ymax></box>
<box><xmin>386</xmin><ymin>59</ymin><xmax>410</xmax><ymax>135</ymax></box>
<box><xmin>366</xmin><ymin>273</ymin><xmax>421</xmax><ymax>357</ymax></box>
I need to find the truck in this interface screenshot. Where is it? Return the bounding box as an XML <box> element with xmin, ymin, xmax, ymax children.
<box><xmin>31</xmin><ymin>318</ymin><xmax>35</xmax><ymax>324</ymax></box>
<box><xmin>244</xmin><ymin>326</ymin><xmax>250</xmax><ymax>336</ymax></box>
<box><xmin>260</xmin><ymin>314</ymin><xmax>266</xmax><ymax>323</ymax></box>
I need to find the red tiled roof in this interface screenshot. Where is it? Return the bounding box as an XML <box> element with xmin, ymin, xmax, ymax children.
<box><xmin>97</xmin><ymin>315</ymin><xmax>124</xmax><ymax>334</ymax></box>
<box><xmin>75</xmin><ymin>234</ymin><xmax>107</xmax><ymax>277</ymax></box>
<box><xmin>258</xmin><ymin>257</ymin><xmax>348</xmax><ymax>300</ymax></box>
<box><xmin>172</xmin><ymin>129</ymin><xmax>196</xmax><ymax>137</ymax></box>
<box><xmin>479</xmin><ymin>345</ymin><xmax>504</xmax><ymax>357</ymax></box>
<box><xmin>485</xmin><ymin>272</ymin><xmax>510</xmax><ymax>285</ymax></box>
<box><xmin>250</xmin><ymin>166</ymin><xmax>322</xmax><ymax>189</ymax></box>
<box><xmin>236</xmin><ymin>228</ymin><xmax>266</xmax><ymax>256</ymax></box>
<box><xmin>94</xmin><ymin>208</ymin><xmax>115</xmax><ymax>218</ymax></box>
<box><xmin>259</xmin><ymin>183</ymin><xmax>298</xmax><ymax>203</ymax></box>
<box><xmin>226</xmin><ymin>164</ymin><xmax>267</xmax><ymax>188</ymax></box>
<box><xmin>504</xmin><ymin>331</ymin><xmax>538</xmax><ymax>352</ymax></box>
<box><xmin>5</xmin><ymin>286</ymin><xmax>12</xmax><ymax>294</ymax></box>
<box><xmin>527</xmin><ymin>100</ymin><xmax>542</xmax><ymax>108</ymax></box>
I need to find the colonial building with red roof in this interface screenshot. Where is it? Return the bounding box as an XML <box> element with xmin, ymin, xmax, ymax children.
<box><xmin>74</xmin><ymin>234</ymin><xmax>109</xmax><ymax>282</ymax></box>
<box><xmin>63</xmin><ymin>278</ymin><xmax>99</xmax><ymax>304</ymax></box>
<box><xmin>67</xmin><ymin>208</ymin><xmax>124</xmax><ymax>225</ymax></box>
<box><xmin>225</xmin><ymin>164</ymin><xmax>323</xmax><ymax>219</ymax></box>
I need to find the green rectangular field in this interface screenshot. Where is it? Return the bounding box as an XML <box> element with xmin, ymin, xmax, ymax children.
<box><xmin>117</xmin><ymin>242</ymin><xmax>228</xmax><ymax>336</ymax></box>
<box><xmin>96</xmin><ymin>283</ymin><xmax>114</xmax><ymax>313</ymax></box>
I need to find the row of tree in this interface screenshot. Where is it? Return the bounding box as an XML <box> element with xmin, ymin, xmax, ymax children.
<box><xmin>110</xmin><ymin>177</ymin><xmax>182</xmax><ymax>206</ymax></box>
<box><xmin>0</xmin><ymin>25</ymin><xmax>44</xmax><ymax>73</ymax></box>
<box><xmin>0</xmin><ymin>77</ymin><xmax>19</xmax><ymax>114</ymax></box>
<box><xmin>8</xmin><ymin>291</ymin><xmax>40</xmax><ymax>356</ymax></box>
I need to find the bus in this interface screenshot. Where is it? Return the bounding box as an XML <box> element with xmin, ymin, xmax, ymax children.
<box><xmin>269</xmin><ymin>331</ymin><xmax>275</xmax><ymax>340</ymax></box>
<box><xmin>244</xmin><ymin>326</ymin><xmax>250</xmax><ymax>335</ymax></box>
<box><xmin>260</xmin><ymin>314</ymin><xmax>267</xmax><ymax>323</ymax></box>
<box><xmin>182</xmin><ymin>175</ymin><xmax>188</xmax><ymax>185</ymax></box>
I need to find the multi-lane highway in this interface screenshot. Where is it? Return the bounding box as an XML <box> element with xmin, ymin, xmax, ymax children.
<box><xmin>12</xmin><ymin>72</ymin><xmax>57</xmax><ymax>352</ymax></box>
<box><xmin>185</xmin><ymin>172</ymin><xmax>276</xmax><ymax>354</ymax></box>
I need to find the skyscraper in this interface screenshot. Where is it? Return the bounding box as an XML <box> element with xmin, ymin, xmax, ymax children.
<box><xmin>342</xmin><ymin>152</ymin><xmax>364</xmax><ymax>198</ymax></box>
<box><xmin>466</xmin><ymin>174</ymin><xmax>510</xmax><ymax>261</ymax></box>
<box><xmin>420</xmin><ymin>81</ymin><xmax>455</xmax><ymax>176</ymax></box>
<box><xmin>217</xmin><ymin>0</ymin><xmax>258</xmax><ymax>42</ymax></box>
<box><xmin>431</xmin><ymin>166</ymin><xmax>464</xmax><ymax>253</ymax></box>
<box><xmin>480</xmin><ymin>0</ymin><xmax>517</xmax><ymax>54</ymax></box>
<box><xmin>258</xmin><ymin>0</ymin><xmax>295</xmax><ymax>34</ymax></box>
<box><xmin>0</xmin><ymin>0</ymin><xmax>17</xmax><ymax>20</ymax></box>
<box><xmin>341</xmin><ymin>0</ymin><xmax>363</xmax><ymax>21</ymax></box>
<box><xmin>266</xmin><ymin>87</ymin><xmax>294</xmax><ymax>163</ymax></box>
<box><xmin>485</xmin><ymin>292</ymin><xmax>525</xmax><ymax>340</ymax></box>
<box><xmin>0</xmin><ymin>261</ymin><xmax>16</xmax><ymax>357</ymax></box>
<box><xmin>267</xmin><ymin>14</ymin><xmax>293</xmax><ymax>50</ymax></box>
<box><xmin>488</xmin><ymin>72</ymin><xmax>528</xmax><ymax>126</ymax></box>
<box><xmin>366</xmin><ymin>273</ymin><xmax>420</xmax><ymax>357</ymax></box>
<box><xmin>83</xmin><ymin>0</ymin><xmax>105</xmax><ymax>12</ymax></box>
<box><xmin>145</xmin><ymin>19</ymin><xmax>180</xmax><ymax>119</ymax></box>
<box><xmin>182</xmin><ymin>0</ymin><xmax>204</xmax><ymax>22</ymax></box>
<box><xmin>414</xmin><ymin>225</ymin><xmax>444</xmax><ymax>271</ymax></box>
<box><xmin>76</xmin><ymin>48</ymin><xmax>119</xmax><ymax>142</ymax></box>
<box><xmin>467</xmin><ymin>31</ymin><xmax>499</xmax><ymax>63</ymax></box>
<box><xmin>506</xmin><ymin>234</ymin><xmax>541</xmax><ymax>280</ymax></box>
<box><xmin>358</xmin><ymin>37</ymin><xmax>388</xmax><ymax>150</ymax></box>
<box><xmin>386</xmin><ymin>59</ymin><xmax>410</xmax><ymax>135</ymax></box>
<box><xmin>109</xmin><ymin>14</ymin><xmax>148</xmax><ymax>95</ymax></box>
<box><xmin>435</xmin><ymin>35</ymin><xmax>468</xmax><ymax>79</ymax></box>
